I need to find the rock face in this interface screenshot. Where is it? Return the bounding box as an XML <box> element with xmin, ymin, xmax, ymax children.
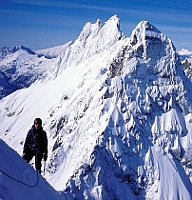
<box><xmin>0</xmin><ymin>16</ymin><xmax>192</xmax><ymax>200</ymax></box>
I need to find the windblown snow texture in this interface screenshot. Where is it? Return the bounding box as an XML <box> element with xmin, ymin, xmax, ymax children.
<box><xmin>0</xmin><ymin>139</ymin><xmax>64</xmax><ymax>200</ymax></box>
<box><xmin>0</xmin><ymin>15</ymin><xmax>192</xmax><ymax>200</ymax></box>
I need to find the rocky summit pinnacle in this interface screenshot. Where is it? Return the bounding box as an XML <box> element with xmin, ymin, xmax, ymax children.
<box><xmin>126</xmin><ymin>20</ymin><xmax>180</xmax><ymax>79</ymax></box>
<box><xmin>0</xmin><ymin>16</ymin><xmax>192</xmax><ymax>200</ymax></box>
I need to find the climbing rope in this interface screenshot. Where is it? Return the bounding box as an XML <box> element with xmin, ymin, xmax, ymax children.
<box><xmin>0</xmin><ymin>169</ymin><xmax>39</xmax><ymax>188</ymax></box>
<box><xmin>0</xmin><ymin>150</ymin><xmax>41</xmax><ymax>188</ymax></box>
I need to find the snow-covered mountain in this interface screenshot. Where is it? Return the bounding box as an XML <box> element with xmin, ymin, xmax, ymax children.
<box><xmin>0</xmin><ymin>15</ymin><xmax>192</xmax><ymax>200</ymax></box>
<box><xmin>0</xmin><ymin>43</ymin><xmax>71</xmax><ymax>99</ymax></box>
<box><xmin>178</xmin><ymin>49</ymin><xmax>192</xmax><ymax>82</ymax></box>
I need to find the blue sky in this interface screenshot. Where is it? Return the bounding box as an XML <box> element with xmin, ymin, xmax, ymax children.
<box><xmin>0</xmin><ymin>0</ymin><xmax>192</xmax><ymax>51</ymax></box>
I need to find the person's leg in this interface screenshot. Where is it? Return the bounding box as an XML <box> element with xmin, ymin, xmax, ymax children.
<box><xmin>35</xmin><ymin>152</ymin><xmax>43</xmax><ymax>173</ymax></box>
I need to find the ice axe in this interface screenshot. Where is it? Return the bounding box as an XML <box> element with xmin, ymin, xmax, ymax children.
<box><xmin>42</xmin><ymin>160</ymin><xmax>46</xmax><ymax>175</ymax></box>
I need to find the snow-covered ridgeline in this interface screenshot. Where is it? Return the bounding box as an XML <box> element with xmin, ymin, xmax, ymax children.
<box><xmin>0</xmin><ymin>15</ymin><xmax>192</xmax><ymax>200</ymax></box>
<box><xmin>0</xmin><ymin>45</ymin><xmax>59</xmax><ymax>99</ymax></box>
<box><xmin>0</xmin><ymin>139</ymin><xmax>64</xmax><ymax>200</ymax></box>
<box><xmin>46</xmin><ymin>18</ymin><xmax>192</xmax><ymax>199</ymax></box>
<box><xmin>56</xmin><ymin>15</ymin><xmax>123</xmax><ymax>74</ymax></box>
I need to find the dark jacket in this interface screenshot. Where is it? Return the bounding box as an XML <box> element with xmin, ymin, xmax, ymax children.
<box><xmin>24</xmin><ymin>125</ymin><xmax>48</xmax><ymax>154</ymax></box>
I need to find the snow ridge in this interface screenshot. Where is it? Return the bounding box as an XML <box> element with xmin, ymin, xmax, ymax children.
<box><xmin>0</xmin><ymin>15</ymin><xmax>192</xmax><ymax>200</ymax></box>
<box><xmin>56</xmin><ymin>15</ymin><xmax>123</xmax><ymax>74</ymax></box>
<box><xmin>0</xmin><ymin>46</ymin><xmax>36</xmax><ymax>61</ymax></box>
<box><xmin>58</xmin><ymin>18</ymin><xmax>192</xmax><ymax>200</ymax></box>
<box><xmin>0</xmin><ymin>45</ymin><xmax>61</xmax><ymax>99</ymax></box>
<box><xmin>0</xmin><ymin>139</ymin><xmax>64</xmax><ymax>200</ymax></box>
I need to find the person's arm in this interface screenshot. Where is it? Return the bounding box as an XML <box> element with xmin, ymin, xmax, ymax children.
<box><xmin>23</xmin><ymin>130</ymin><xmax>31</xmax><ymax>153</ymax></box>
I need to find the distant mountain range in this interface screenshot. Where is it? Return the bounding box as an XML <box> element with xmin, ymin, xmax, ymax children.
<box><xmin>0</xmin><ymin>15</ymin><xmax>192</xmax><ymax>200</ymax></box>
<box><xmin>0</xmin><ymin>43</ymin><xmax>71</xmax><ymax>99</ymax></box>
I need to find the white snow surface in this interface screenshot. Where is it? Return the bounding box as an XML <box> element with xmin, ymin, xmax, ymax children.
<box><xmin>0</xmin><ymin>139</ymin><xmax>64</xmax><ymax>200</ymax></box>
<box><xmin>178</xmin><ymin>49</ymin><xmax>192</xmax><ymax>82</ymax></box>
<box><xmin>0</xmin><ymin>45</ymin><xmax>60</xmax><ymax>99</ymax></box>
<box><xmin>0</xmin><ymin>15</ymin><xmax>192</xmax><ymax>200</ymax></box>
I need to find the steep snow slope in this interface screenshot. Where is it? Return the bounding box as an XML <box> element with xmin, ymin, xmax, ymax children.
<box><xmin>0</xmin><ymin>139</ymin><xmax>64</xmax><ymax>200</ymax></box>
<box><xmin>55</xmin><ymin>15</ymin><xmax>123</xmax><ymax>75</ymax></box>
<box><xmin>0</xmin><ymin>16</ymin><xmax>192</xmax><ymax>200</ymax></box>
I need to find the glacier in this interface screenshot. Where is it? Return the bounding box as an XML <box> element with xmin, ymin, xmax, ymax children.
<box><xmin>0</xmin><ymin>15</ymin><xmax>192</xmax><ymax>200</ymax></box>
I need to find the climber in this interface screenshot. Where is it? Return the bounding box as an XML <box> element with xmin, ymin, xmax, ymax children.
<box><xmin>23</xmin><ymin>118</ymin><xmax>48</xmax><ymax>173</ymax></box>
